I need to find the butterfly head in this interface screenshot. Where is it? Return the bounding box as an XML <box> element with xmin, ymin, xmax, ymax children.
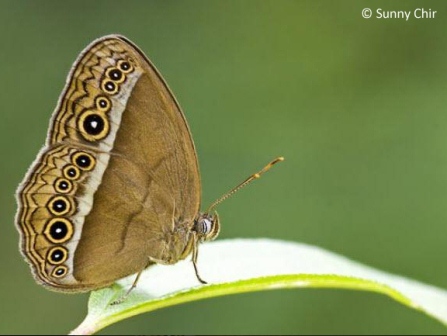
<box><xmin>194</xmin><ymin>212</ymin><xmax>220</xmax><ymax>242</ymax></box>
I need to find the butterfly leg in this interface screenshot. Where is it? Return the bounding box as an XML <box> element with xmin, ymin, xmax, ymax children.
<box><xmin>110</xmin><ymin>268</ymin><xmax>145</xmax><ymax>305</ymax></box>
<box><xmin>192</xmin><ymin>233</ymin><xmax>207</xmax><ymax>284</ymax></box>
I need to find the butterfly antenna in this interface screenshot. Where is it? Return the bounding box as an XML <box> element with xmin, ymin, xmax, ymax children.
<box><xmin>206</xmin><ymin>156</ymin><xmax>284</xmax><ymax>213</ymax></box>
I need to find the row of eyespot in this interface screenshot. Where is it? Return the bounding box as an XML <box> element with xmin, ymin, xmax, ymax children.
<box><xmin>43</xmin><ymin>150</ymin><xmax>97</xmax><ymax>278</ymax></box>
<box><xmin>41</xmin><ymin>59</ymin><xmax>134</xmax><ymax>278</ymax></box>
<box><xmin>78</xmin><ymin>59</ymin><xmax>135</xmax><ymax>142</ymax></box>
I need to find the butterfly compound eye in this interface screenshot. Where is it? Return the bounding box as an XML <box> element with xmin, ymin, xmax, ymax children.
<box><xmin>195</xmin><ymin>212</ymin><xmax>220</xmax><ymax>241</ymax></box>
<box><xmin>198</xmin><ymin>217</ymin><xmax>212</xmax><ymax>235</ymax></box>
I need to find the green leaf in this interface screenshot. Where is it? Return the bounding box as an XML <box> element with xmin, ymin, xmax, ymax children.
<box><xmin>70</xmin><ymin>239</ymin><xmax>447</xmax><ymax>335</ymax></box>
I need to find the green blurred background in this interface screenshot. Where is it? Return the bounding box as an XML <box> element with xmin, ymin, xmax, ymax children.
<box><xmin>2</xmin><ymin>0</ymin><xmax>447</xmax><ymax>334</ymax></box>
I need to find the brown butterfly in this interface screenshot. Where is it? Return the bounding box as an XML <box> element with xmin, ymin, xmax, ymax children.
<box><xmin>15</xmin><ymin>34</ymin><xmax>283</xmax><ymax>297</ymax></box>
